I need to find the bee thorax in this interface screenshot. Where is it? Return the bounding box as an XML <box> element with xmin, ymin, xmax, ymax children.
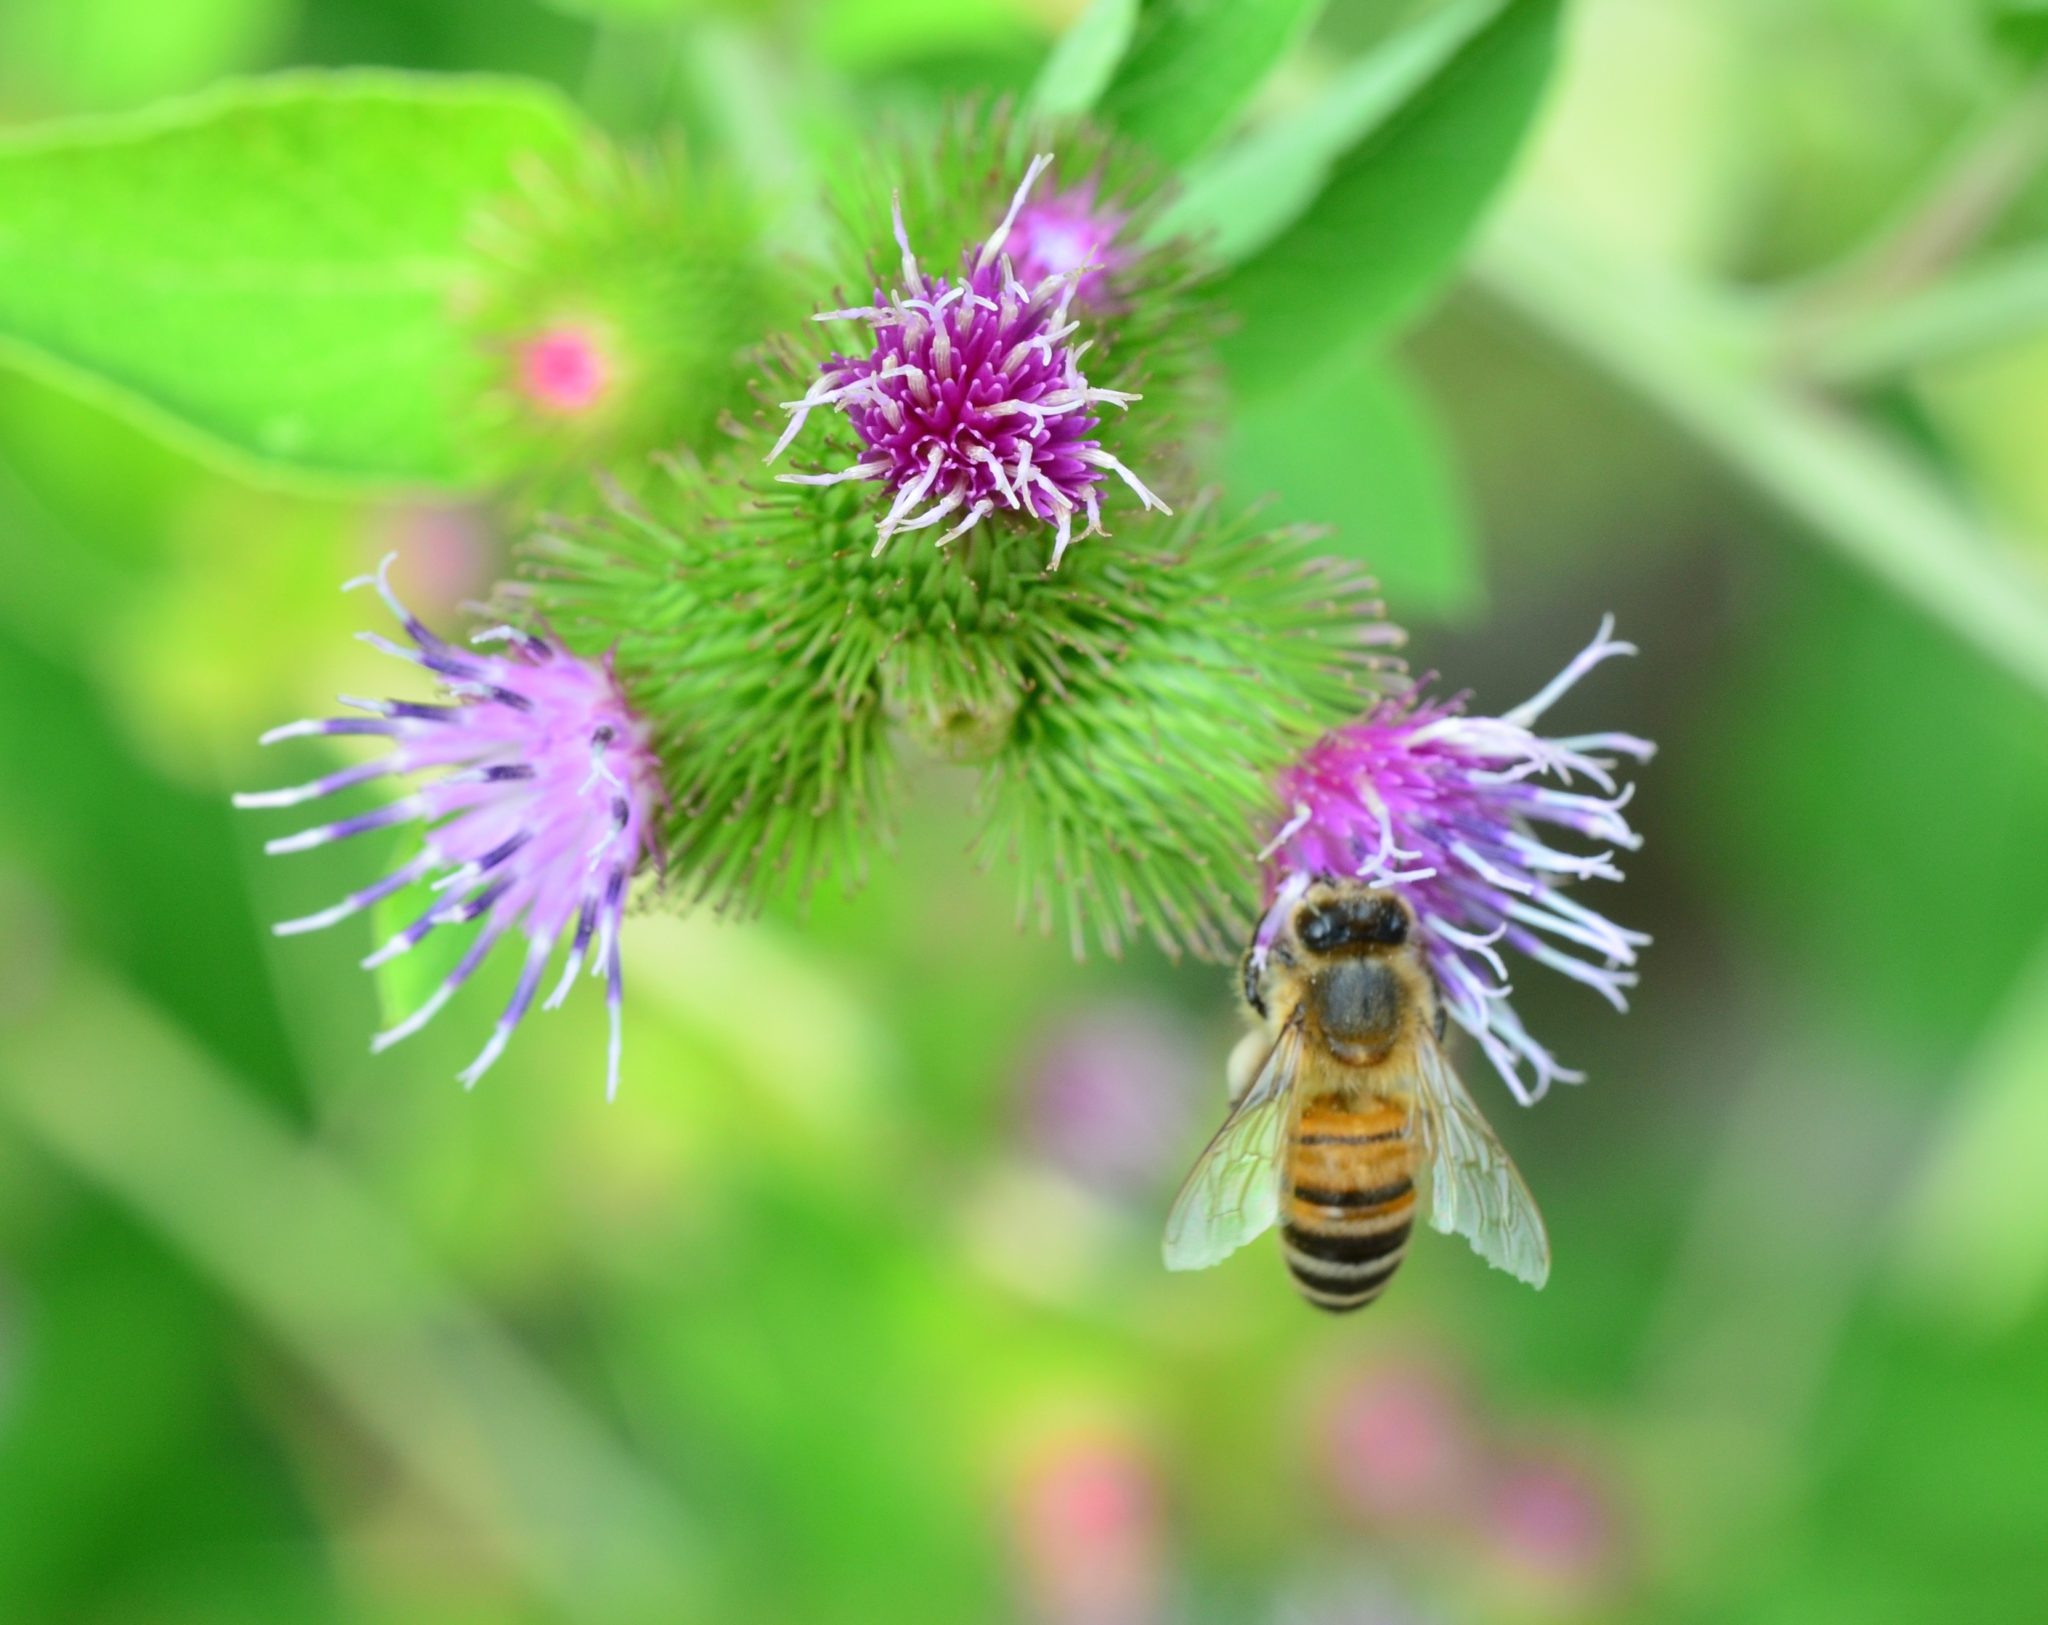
<box><xmin>1308</xmin><ymin>956</ymin><xmax>1403</xmax><ymax>1058</ymax></box>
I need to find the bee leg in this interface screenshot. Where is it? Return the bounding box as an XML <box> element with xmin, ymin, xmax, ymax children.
<box><xmin>1225</xmin><ymin>1028</ymin><xmax>1272</xmax><ymax>1104</ymax></box>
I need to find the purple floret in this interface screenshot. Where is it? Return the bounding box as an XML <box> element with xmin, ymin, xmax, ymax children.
<box><xmin>1008</xmin><ymin>180</ymin><xmax>1129</xmax><ymax>310</ymax></box>
<box><xmin>236</xmin><ymin>555</ymin><xmax>660</xmax><ymax>1099</ymax></box>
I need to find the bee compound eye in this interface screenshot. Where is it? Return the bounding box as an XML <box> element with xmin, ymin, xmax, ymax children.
<box><xmin>1297</xmin><ymin>906</ymin><xmax>1341</xmax><ymax>953</ymax></box>
<box><xmin>1368</xmin><ymin>899</ymin><xmax>1409</xmax><ymax>945</ymax></box>
<box><xmin>1240</xmin><ymin>947</ymin><xmax>1269</xmax><ymax>1017</ymax></box>
<box><xmin>1297</xmin><ymin>894</ymin><xmax>1409</xmax><ymax>953</ymax></box>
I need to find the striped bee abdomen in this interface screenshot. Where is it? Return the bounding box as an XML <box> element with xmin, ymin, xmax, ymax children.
<box><xmin>1282</xmin><ymin>1094</ymin><xmax>1418</xmax><ymax>1313</ymax></box>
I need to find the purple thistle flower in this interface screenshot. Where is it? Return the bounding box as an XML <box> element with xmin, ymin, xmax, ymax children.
<box><xmin>1008</xmin><ymin>179</ymin><xmax>1129</xmax><ymax>310</ymax></box>
<box><xmin>235</xmin><ymin>556</ymin><xmax>661</xmax><ymax>1099</ymax></box>
<box><xmin>768</xmin><ymin>154</ymin><xmax>1167</xmax><ymax>567</ymax></box>
<box><xmin>1257</xmin><ymin>619</ymin><xmax>1654</xmax><ymax>1104</ymax></box>
<box><xmin>1018</xmin><ymin>1002</ymin><xmax>1203</xmax><ymax>1201</ymax></box>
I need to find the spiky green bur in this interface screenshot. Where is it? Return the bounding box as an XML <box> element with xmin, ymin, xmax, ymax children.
<box><xmin>977</xmin><ymin>529</ymin><xmax>1400</xmax><ymax>960</ymax></box>
<box><xmin>816</xmin><ymin>103</ymin><xmax>1225</xmax><ymax>479</ymax></box>
<box><xmin>513</xmin><ymin>451</ymin><xmax>1402</xmax><ymax>960</ymax></box>
<box><xmin>453</xmin><ymin>141</ymin><xmax>798</xmax><ymax>496</ymax></box>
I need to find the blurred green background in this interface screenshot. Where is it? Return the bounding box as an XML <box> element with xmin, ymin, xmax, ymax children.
<box><xmin>4</xmin><ymin>1</ymin><xmax>2048</xmax><ymax>1621</ymax></box>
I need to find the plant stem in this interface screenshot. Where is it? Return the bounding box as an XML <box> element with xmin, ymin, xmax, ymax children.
<box><xmin>0</xmin><ymin>963</ymin><xmax>704</xmax><ymax>1623</ymax></box>
<box><xmin>1626</xmin><ymin>1040</ymin><xmax>1896</xmax><ymax>1607</ymax></box>
<box><xmin>1474</xmin><ymin>214</ymin><xmax>2048</xmax><ymax>703</ymax></box>
<box><xmin>1803</xmin><ymin>243</ymin><xmax>2048</xmax><ymax>383</ymax></box>
<box><xmin>673</xmin><ymin>18</ymin><xmax>833</xmax><ymax>261</ymax></box>
<box><xmin>1891</xmin><ymin>931</ymin><xmax>2048</xmax><ymax>1331</ymax></box>
<box><xmin>1774</xmin><ymin>71</ymin><xmax>2048</xmax><ymax>380</ymax></box>
<box><xmin>1799</xmin><ymin>69</ymin><xmax>2048</xmax><ymax>311</ymax></box>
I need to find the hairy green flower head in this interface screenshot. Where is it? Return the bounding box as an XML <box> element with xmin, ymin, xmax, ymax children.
<box><xmin>455</xmin><ymin>141</ymin><xmax>797</xmax><ymax>492</ymax></box>
<box><xmin>512</xmin><ymin>451</ymin><xmax>1403</xmax><ymax>960</ymax></box>
<box><xmin>877</xmin><ymin>634</ymin><xmax>1023</xmax><ymax>764</ymax></box>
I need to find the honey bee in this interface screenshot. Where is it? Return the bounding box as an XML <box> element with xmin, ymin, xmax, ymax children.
<box><xmin>1164</xmin><ymin>879</ymin><xmax>1549</xmax><ymax>1309</ymax></box>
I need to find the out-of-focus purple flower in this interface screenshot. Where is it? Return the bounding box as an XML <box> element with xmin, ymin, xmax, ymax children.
<box><xmin>1320</xmin><ymin>1362</ymin><xmax>1480</xmax><ymax>1528</ymax></box>
<box><xmin>768</xmin><ymin>154</ymin><xmax>1167</xmax><ymax>566</ymax></box>
<box><xmin>1008</xmin><ymin>180</ymin><xmax>1129</xmax><ymax>310</ymax></box>
<box><xmin>1258</xmin><ymin>619</ymin><xmax>1654</xmax><ymax>1104</ymax></box>
<box><xmin>1484</xmin><ymin>1451</ymin><xmax>1620</xmax><ymax>1594</ymax></box>
<box><xmin>1018</xmin><ymin>1003</ymin><xmax>1203</xmax><ymax>1201</ymax></box>
<box><xmin>1011</xmin><ymin>1429</ymin><xmax>1167</xmax><ymax>1625</ymax></box>
<box><xmin>235</xmin><ymin>556</ymin><xmax>660</xmax><ymax>1099</ymax></box>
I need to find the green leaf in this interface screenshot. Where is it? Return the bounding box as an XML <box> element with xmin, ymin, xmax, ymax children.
<box><xmin>1216</xmin><ymin>0</ymin><xmax>1560</xmax><ymax>393</ymax></box>
<box><xmin>1095</xmin><ymin>0</ymin><xmax>1327</xmax><ymax>168</ymax></box>
<box><xmin>541</xmin><ymin>0</ymin><xmax>704</xmax><ymax>17</ymax></box>
<box><xmin>0</xmin><ymin>0</ymin><xmax>287</xmax><ymax>114</ymax></box>
<box><xmin>1987</xmin><ymin>0</ymin><xmax>2048</xmax><ymax>63</ymax></box>
<box><xmin>1225</xmin><ymin>348</ymin><xmax>1478</xmax><ymax>616</ymax></box>
<box><xmin>814</xmin><ymin>0</ymin><xmax>1033</xmax><ymax>69</ymax></box>
<box><xmin>0</xmin><ymin>71</ymin><xmax>589</xmax><ymax>490</ymax></box>
<box><xmin>1027</xmin><ymin>0</ymin><xmax>1141</xmax><ymax>121</ymax></box>
<box><xmin>1158</xmin><ymin>0</ymin><xmax>1505</xmax><ymax>265</ymax></box>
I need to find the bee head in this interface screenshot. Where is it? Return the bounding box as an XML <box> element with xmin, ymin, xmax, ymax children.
<box><xmin>1288</xmin><ymin>886</ymin><xmax>1423</xmax><ymax>1063</ymax></box>
<box><xmin>1295</xmin><ymin>887</ymin><xmax>1412</xmax><ymax>956</ymax></box>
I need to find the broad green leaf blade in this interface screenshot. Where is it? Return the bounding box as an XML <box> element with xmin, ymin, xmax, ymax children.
<box><xmin>0</xmin><ymin>0</ymin><xmax>288</xmax><ymax>114</ymax></box>
<box><xmin>1028</xmin><ymin>0</ymin><xmax>1142</xmax><ymax>121</ymax></box>
<box><xmin>0</xmin><ymin>72</ymin><xmax>588</xmax><ymax>490</ymax></box>
<box><xmin>1158</xmin><ymin>0</ymin><xmax>1504</xmax><ymax>265</ymax></box>
<box><xmin>1095</xmin><ymin>0</ymin><xmax>1327</xmax><ymax>168</ymax></box>
<box><xmin>1226</xmin><ymin>349</ymin><xmax>1478</xmax><ymax>615</ymax></box>
<box><xmin>1217</xmin><ymin>0</ymin><xmax>1560</xmax><ymax>393</ymax></box>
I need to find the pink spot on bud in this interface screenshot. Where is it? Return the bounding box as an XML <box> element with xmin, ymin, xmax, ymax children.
<box><xmin>518</xmin><ymin>324</ymin><xmax>611</xmax><ymax>416</ymax></box>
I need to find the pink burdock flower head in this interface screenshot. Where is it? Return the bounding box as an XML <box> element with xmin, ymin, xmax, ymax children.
<box><xmin>1008</xmin><ymin>179</ymin><xmax>1129</xmax><ymax>310</ymax></box>
<box><xmin>517</xmin><ymin>321</ymin><xmax>612</xmax><ymax>416</ymax></box>
<box><xmin>768</xmin><ymin>154</ymin><xmax>1168</xmax><ymax>567</ymax></box>
<box><xmin>235</xmin><ymin>556</ymin><xmax>660</xmax><ymax>1099</ymax></box>
<box><xmin>1258</xmin><ymin>619</ymin><xmax>1654</xmax><ymax>1104</ymax></box>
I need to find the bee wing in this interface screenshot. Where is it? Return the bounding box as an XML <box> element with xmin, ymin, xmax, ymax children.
<box><xmin>1410</xmin><ymin>1034</ymin><xmax>1551</xmax><ymax>1288</ymax></box>
<box><xmin>1161</xmin><ymin>1019</ymin><xmax>1305</xmax><ymax>1273</ymax></box>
